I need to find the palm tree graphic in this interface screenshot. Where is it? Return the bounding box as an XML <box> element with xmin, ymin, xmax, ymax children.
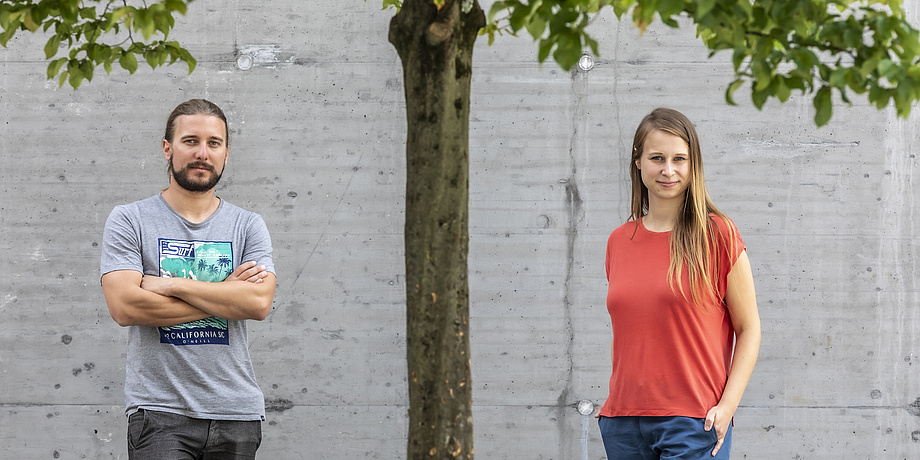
<box><xmin>217</xmin><ymin>255</ymin><xmax>232</xmax><ymax>272</ymax></box>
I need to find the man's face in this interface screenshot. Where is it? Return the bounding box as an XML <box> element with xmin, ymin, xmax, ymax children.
<box><xmin>163</xmin><ymin>114</ymin><xmax>229</xmax><ymax>193</ymax></box>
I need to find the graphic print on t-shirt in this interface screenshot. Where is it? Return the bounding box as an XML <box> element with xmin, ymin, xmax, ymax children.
<box><xmin>157</xmin><ymin>238</ymin><xmax>233</xmax><ymax>346</ymax></box>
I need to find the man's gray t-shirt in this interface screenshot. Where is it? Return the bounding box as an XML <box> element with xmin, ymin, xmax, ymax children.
<box><xmin>101</xmin><ymin>194</ymin><xmax>274</xmax><ymax>421</ymax></box>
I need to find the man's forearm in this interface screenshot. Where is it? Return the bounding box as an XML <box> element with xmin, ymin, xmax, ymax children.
<box><xmin>141</xmin><ymin>274</ymin><xmax>275</xmax><ymax>321</ymax></box>
<box><xmin>102</xmin><ymin>271</ymin><xmax>214</xmax><ymax>327</ymax></box>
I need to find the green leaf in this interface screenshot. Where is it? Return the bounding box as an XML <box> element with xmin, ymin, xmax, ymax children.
<box><xmin>896</xmin><ymin>78</ymin><xmax>917</xmax><ymax>108</ymax></box>
<box><xmin>585</xmin><ymin>34</ymin><xmax>599</xmax><ymax>57</ymax></box>
<box><xmin>179</xmin><ymin>47</ymin><xmax>197</xmax><ymax>73</ymax></box>
<box><xmin>80</xmin><ymin>59</ymin><xmax>94</xmax><ymax>82</ymax></box>
<box><xmin>107</xmin><ymin>6</ymin><xmax>132</xmax><ymax>30</ymax></box>
<box><xmin>487</xmin><ymin>1</ymin><xmax>513</xmax><ymax>23</ymax></box>
<box><xmin>537</xmin><ymin>37</ymin><xmax>554</xmax><ymax>63</ymax></box>
<box><xmin>829</xmin><ymin>67</ymin><xmax>847</xmax><ymax>89</ymax></box>
<box><xmin>895</xmin><ymin>23</ymin><xmax>920</xmax><ymax>57</ymax></box>
<box><xmin>67</xmin><ymin>60</ymin><xmax>83</xmax><ymax>89</ymax></box>
<box><xmin>46</xmin><ymin>57</ymin><xmax>66</xmax><ymax>79</ymax></box>
<box><xmin>119</xmin><ymin>51</ymin><xmax>138</xmax><ymax>74</ymax></box>
<box><xmin>552</xmin><ymin>31</ymin><xmax>582</xmax><ymax>70</ymax></box>
<box><xmin>79</xmin><ymin>6</ymin><xmax>96</xmax><ymax>20</ymax></box>
<box><xmin>44</xmin><ymin>34</ymin><xmax>61</xmax><ymax>59</ymax></box>
<box><xmin>813</xmin><ymin>86</ymin><xmax>832</xmax><ymax>126</ymax></box>
<box><xmin>508</xmin><ymin>2</ymin><xmax>531</xmax><ymax>32</ymax></box>
<box><xmin>696</xmin><ymin>0</ymin><xmax>716</xmax><ymax>20</ymax></box>
<box><xmin>776</xmin><ymin>79</ymin><xmax>791</xmax><ymax>102</ymax></box>
<box><xmin>165</xmin><ymin>0</ymin><xmax>189</xmax><ymax>15</ymax></box>
<box><xmin>878</xmin><ymin>58</ymin><xmax>896</xmax><ymax>78</ymax></box>
<box><xmin>731</xmin><ymin>47</ymin><xmax>747</xmax><ymax>73</ymax></box>
<box><xmin>751</xmin><ymin>87</ymin><xmax>769</xmax><ymax>110</ymax></box>
<box><xmin>869</xmin><ymin>84</ymin><xmax>889</xmax><ymax>109</ymax></box>
<box><xmin>725</xmin><ymin>78</ymin><xmax>744</xmax><ymax>106</ymax></box>
<box><xmin>656</xmin><ymin>0</ymin><xmax>684</xmax><ymax>22</ymax></box>
<box><xmin>785</xmin><ymin>76</ymin><xmax>805</xmax><ymax>91</ymax></box>
<box><xmin>751</xmin><ymin>58</ymin><xmax>771</xmax><ymax>89</ymax></box>
<box><xmin>525</xmin><ymin>16</ymin><xmax>546</xmax><ymax>40</ymax></box>
<box><xmin>22</xmin><ymin>8</ymin><xmax>39</xmax><ymax>31</ymax></box>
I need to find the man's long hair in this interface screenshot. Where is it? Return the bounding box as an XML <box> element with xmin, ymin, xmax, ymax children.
<box><xmin>164</xmin><ymin>99</ymin><xmax>229</xmax><ymax>146</ymax></box>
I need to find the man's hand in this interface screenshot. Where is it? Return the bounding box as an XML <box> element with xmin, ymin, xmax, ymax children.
<box><xmin>139</xmin><ymin>274</ymin><xmax>174</xmax><ymax>297</ymax></box>
<box><xmin>140</xmin><ymin>261</ymin><xmax>267</xmax><ymax>296</ymax></box>
<box><xmin>225</xmin><ymin>261</ymin><xmax>269</xmax><ymax>284</ymax></box>
<box><xmin>104</xmin><ymin>262</ymin><xmax>274</xmax><ymax>327</ymax></box>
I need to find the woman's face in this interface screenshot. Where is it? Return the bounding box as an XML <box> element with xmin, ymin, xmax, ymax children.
<box><xmin>635</xmin><ymin>129</ymin><xmax>691</xmax><ymax>205</ymax></box>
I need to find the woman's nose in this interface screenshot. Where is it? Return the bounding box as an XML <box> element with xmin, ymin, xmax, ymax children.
<box><xmin>662</xmin><ymin>161</ymin><xmax>674</xmax><ymax>175</ymax></box>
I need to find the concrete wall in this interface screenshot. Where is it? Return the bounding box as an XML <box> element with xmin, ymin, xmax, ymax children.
<box><xmin>2</xmin><ymin>1</ymin><xmax>919</xmax><ymax>458</ymax></box>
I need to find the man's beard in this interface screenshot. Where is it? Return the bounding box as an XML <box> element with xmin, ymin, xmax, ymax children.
<box><xmin>169</xmin><ymin>159</ymin><xmax>223</xmax><ymax>193</ymax></box>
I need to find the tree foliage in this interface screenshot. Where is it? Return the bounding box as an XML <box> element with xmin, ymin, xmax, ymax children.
<box><xmin>0</xmin><ymin>0</ymin><xmax>196</xmax><ymax>89</ymax></box>
<box><xmin>480</xmin><ymin>0</ymin><xmax>920</xmax><ymax>126</ymax></box>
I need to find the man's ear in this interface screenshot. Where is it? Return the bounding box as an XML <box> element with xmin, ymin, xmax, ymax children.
<box><xmin>162</xmin><ymin>139</ymin><xmax>172</xmax><ymax>161</ymax></box>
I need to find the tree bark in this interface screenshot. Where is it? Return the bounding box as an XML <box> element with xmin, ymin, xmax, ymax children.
<box><xmin>388</xmin><ymin>1</ymin><xmax>484</xmax><ymax>458</ymax></box>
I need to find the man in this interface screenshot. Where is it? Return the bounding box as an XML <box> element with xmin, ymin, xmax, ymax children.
<box><xmin>100</xmin><ymin>99</ymin><xmax>276</xmax><ymax>459</ymax></box>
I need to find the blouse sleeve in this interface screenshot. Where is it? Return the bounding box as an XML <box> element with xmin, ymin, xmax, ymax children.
<box><xmin>709</xmin><ymin>214</ymin><xmax>746</xmax><ymax>298</ymax></box>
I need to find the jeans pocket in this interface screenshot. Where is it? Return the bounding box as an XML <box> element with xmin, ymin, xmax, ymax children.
<box><xmin>126</xmin><ymin>410</ymin><xmax>148</xmax><ymax>451</ymax></box>
<box><xmin>699</xmin><ymin>418</ymin><xmax>719</xmax><ymax>445</ymax></box>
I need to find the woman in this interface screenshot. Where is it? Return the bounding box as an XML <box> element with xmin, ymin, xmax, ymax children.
<box><xmin>597</xmin><ymin>108</ymin><xmax>761</xmax><ymax>459</ymax></box>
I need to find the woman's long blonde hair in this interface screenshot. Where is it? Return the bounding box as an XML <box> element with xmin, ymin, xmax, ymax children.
<box><xmin>629</xmin><ymin>108</ymin><xmax>735</xmax><ymax>307</ymax></box>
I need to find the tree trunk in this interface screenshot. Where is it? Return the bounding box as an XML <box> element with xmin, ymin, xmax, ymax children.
<box><xmin>388</xmin><ymin>1</ymin><xmax>484</xmax><ymax>458</ymax></box>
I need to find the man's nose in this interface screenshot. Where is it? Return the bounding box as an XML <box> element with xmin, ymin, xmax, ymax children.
<box><xmin>194</xmin><ymin>144</ymin><xmax>209</xmax><ymax>160</ymax></box>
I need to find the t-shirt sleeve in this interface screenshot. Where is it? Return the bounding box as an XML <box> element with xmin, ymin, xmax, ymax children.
<box><xmin>710</xmin><ymin>214</ymin><xmax>745</xmax><ymax>294</ymax></box>
<box><xmin>100</xmin><ymin>205</ymin><xmax>143</xmax><ymax>279</ymax></box>
<box><xmin>718</xmin><ymin>215</ymin><xmax>745</xmax><ymax>266</ymax></box>
<box><xmin>241</xmin><ymin>214</ymin><xmax>275</xmax><ymax>275</ymax></box>
<box><xmin>605</xmin><ymin>229</ymin><xmax>618</xmax><ymax>281</ymax></box>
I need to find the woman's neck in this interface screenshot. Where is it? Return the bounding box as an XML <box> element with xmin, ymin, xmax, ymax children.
<box><xmin>643</xmin><ymin>197</ymin><xmax>682</xmax><ymax>232</ymax></box>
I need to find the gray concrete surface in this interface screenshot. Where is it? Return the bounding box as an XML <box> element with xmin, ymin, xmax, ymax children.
<box><xmin>2</xmin><ymin>1</ymin><xmax>920</xmax><ymax>458</ymax></box>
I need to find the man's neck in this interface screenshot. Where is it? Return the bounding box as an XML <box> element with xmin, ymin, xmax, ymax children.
<box><xmin>161</xmin><ymin>184</ymin><xmax>221</xmax><ymax>224</ymax></box>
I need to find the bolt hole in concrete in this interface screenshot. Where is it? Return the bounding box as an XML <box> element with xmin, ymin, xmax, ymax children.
<box><xmin>576</xmin><ymin>53</ymin><xmax>595</xmax><ymax>72</ymax></box>
<box><xmin>577</xmin><ymin>400</ymin><xmax>595</xmax><ymax>460</ymax></box>
<box><xmin>237</xmin><ymin>54</ymin><xmax>254</xmax><ymax>71</ymax></box>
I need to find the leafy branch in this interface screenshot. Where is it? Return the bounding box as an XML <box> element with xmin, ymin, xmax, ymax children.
<box><xmin>482</xmin><ymin>0</ymin><xmax>920</xmax><ymax>126</ymax></box>
<box><xmin>0</xmin><ymin>0</ymin><xmax>196</xmax><ymax>89</ymax></box>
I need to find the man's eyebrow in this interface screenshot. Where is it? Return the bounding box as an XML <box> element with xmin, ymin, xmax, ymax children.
<box><xmin>179</xmin><ymin>134</ymin><xmax>225</xmax><ymax>143</ymax></box>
